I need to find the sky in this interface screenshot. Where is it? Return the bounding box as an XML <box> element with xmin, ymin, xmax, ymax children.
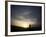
<box><xmin>11</xmin><ymin>5</ymin><xmax>41</xmax><ymax>28</ymax></box>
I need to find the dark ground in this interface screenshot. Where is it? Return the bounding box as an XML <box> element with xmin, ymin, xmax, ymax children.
<box><xmin>11</xmin><ymin>25</ymin><xmax>42</xmax><ymax>32</ymax></box>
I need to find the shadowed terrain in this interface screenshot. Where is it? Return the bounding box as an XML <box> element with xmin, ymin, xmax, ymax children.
<box><xmin>11</xmin><ymin>24</ymin><xmax>41</xmax><ymax>32</ymax></box>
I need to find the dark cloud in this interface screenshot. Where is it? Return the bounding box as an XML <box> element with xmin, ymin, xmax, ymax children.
<box><xmin>11</xmin><ymin>5</ymin><xmax>41</xmax><ymax>28</ymax></box>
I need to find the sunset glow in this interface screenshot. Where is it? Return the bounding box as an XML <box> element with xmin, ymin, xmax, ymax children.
<box><xmin>12</xmin><ymin>19</ymin><xmax>37</xmax><ymax>28</ymax></box>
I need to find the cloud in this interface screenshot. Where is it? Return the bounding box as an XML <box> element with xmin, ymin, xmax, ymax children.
<box><xmin>11</xmin><ymin>17</ymin><xmax>37</xmax><ymax>28</ymax></box>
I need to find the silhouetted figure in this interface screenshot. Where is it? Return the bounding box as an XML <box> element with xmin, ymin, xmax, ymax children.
<box><xmin>29</xmin><ymin>24</ymin><xmax>32</xmax><ymax>30</ymax></box>
<box><xmin>29</xmin><ymin>24</ymin><xmax>31</xmax><ymax>28</ymax></box>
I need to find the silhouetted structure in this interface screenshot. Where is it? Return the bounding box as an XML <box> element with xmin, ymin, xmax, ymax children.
<box><xmin>29</xmin><ymin>24</ymin><xmax>31</xmax><ymax>28</ymax></box>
